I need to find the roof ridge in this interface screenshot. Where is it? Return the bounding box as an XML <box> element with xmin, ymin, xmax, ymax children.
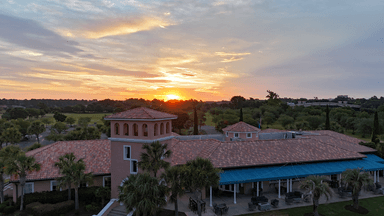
<box><xmin>206</xmin><ymin>141</ymin><xmax>222</xmax><ymax>159</ymax></box>
<box><xmin>141</xmin><ymin>107</ymin><xmax>155</xmax><ymax>119</ymax></box>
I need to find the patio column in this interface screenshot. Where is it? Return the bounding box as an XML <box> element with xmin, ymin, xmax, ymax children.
<box><xmin>210</xmin><ymin>186</ymin><xmax>212</xmax><ymax>207</ymax></box>
<box><xmin>261</xmin><ymin>181</ymin><xmax>263</xmax><ymax>189</ymax></box>
<box><xmin>378</xmin><ymin>171</ymin><xmax>380</xmax><ymax>182</ymax></box>
<box><xmin>339</xmin><ymin>174</ymin><xmax>342</xmax><ymax>187</ymax></box>
<box><xmin>290</xmin><ymin>179</ymin><xmax>293</xmax><ymax>192</ymax></box>
<box><xmin>252</xmin><ymin>182</ymin><xmax>254</xmax><ymax>188</ymax></box>
<box><xmin>287</xmin><ymin>179</ymin><xmax>289</xmax><ymax>193</ymax></box>
<box><xmin>257</xmin><ymin>182</ymin><xmax>259</xmax><ymax>196</ymax></box>
<box><xmin>234</xmin><ymin>184</ymin><xmax>237</xmax><ymax>204</ymax></box>
<box><xmin>278</xmin><ymin>180</ymin><xmax>281</xmax><ymax>198</ymax></box>
<box><xmin>374</xmin><ymin>171</ymin><xmax>377</xmax><ymax>183</ymax></box>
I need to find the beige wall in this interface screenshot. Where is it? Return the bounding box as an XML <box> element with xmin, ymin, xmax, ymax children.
<box><xmin>224</xmin><ymin>132</ymin><xmax>259</xmax><ymax>141</ymax></box>
<box><xmin>110</xmin><ymin>140</ymin><xmax>172</xmax><ymax>198</ymax></box>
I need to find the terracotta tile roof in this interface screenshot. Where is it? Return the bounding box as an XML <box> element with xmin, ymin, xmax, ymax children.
<box><xmin>309</xmin><ymin>135</ymin><xmax>375</xmax><ymax>153</ymax></box>
<box><xmin>222</xmin><ymin>121</ymin><xmax>261</xmax><ymax>132</ymax></box>
<box><xmin>170</xmin><ymin>139</ymin><xmax>221</xmax><ymax>166</ymax></box>
<box><xmin>170</xmin><ymin>136</ymin><xmax>367</xmax><ymax>168</ymax></box>
<box><xmin>312</xmin><ymin>130</ymin><xmax>366</xmax><ymax>144</ymax></box>
<box><xmin>11</xmin><ymin>140</ymin><xmax>111</xmax><ymax>182</ymax></box>
<box><xmin>105</xmin><ymin>107</ymin><xmax>177</xmax><ymax>120</ymax></box>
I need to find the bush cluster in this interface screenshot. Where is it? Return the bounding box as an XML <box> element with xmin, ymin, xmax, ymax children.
<box><xmin>26</xmin><ymin>200</ymin><xmax>74</xmax><ymax>216</ymax></box>
<box><xmin>18</xmin><ymin>186</ymin><xmax>104</xmax><ymax>207</ymax></box>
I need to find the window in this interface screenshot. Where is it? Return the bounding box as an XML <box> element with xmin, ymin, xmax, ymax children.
<box><xmin>154</xmin><ymin>124</ymin><xmax>158</xmax><ymax>136</ymax></box>
<box><xmin>142</xmin><ymin>124</ymin><xmax>148</xmax><ymax>137</ymax></box>
<box><xmin>131</xmin><ymin>160</ymin><xmax>138</xmax><ymax>174</ymax></box>
<box><xmin>166</xmin><ymin>122</ymin><xmax>170</xmax><ymax>134</ymax></box>
<box><xmin>124</xmin><ymin>145</ymin><xmax>131</xmax><ymax>160</ymax></box>
<box><xmin>133</xmin><ymin>124</ymin><xmax>138</xmax><ymax>136</ymax></box>
<box><xmin>124</xmin><ymin>123</ymin><xmax>129</xmax><ymax>136</ymax></box>
<box><xmin>24</xmin><ymin>182</ymin><xmax>34</xmax><ymax>194</ymax></box>
<box><xmin>234</xmin><ymin>133</ymin><xmax>239</xmax><ymax>138</ymax></box>
<box><xmin>160</xmin><ymin>123</ymin><xmax>164</xmax><ymax>135</ymax></box>
<box><xmin>51</xmin><ymin>181</ymin><xmax>58</xmax><ymax>191</ymax></box>
<box><xmin>103</xmin><ymin>176</ymin><xmax>111</xmax><ymax>188</ymax></box>
<box><xmin>226</xmin><ymin>132</ymin><xmax>228</xmax><ymax>137</ymax></box>
<box><xmin>114</xmin><ymin>123</ymin><xmax>119</xmax><ymax>135</ymax></box>
<box><xmin>247</xmin><ymin>133</ymin><xmax>252</xmax><ymax>138</ymax></box>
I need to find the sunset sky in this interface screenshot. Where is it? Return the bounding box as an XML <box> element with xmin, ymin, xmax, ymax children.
<box><xmin>1</xmin><ymin>1</ymin><xmax>384</xmax><ymax>101</ymax></box>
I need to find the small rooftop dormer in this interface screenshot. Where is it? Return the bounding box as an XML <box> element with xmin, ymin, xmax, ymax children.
<box><xmin>222</xmin><ymin>121</ymin><xmax>261</xmax><ymax>141</ymax></box>
<box><xmin>104</xmin><ymin>107</ymin><xmax>178</xmax><ymax>142</ymax></box>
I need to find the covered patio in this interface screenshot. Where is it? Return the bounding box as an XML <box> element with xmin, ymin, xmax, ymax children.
<box><xmin>208</xmin><ymin>154</ymin><xmax>384</xmax><ymax>207</ymax></box>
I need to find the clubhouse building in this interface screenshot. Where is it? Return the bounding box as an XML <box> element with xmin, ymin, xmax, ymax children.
<box><xmin>8</xmin><ymin>107</ymin><xmax>384</xmax><ymax>213</ymax></box>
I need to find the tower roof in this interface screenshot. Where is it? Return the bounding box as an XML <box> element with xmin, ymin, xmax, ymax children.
<box><xmin>222</xmin><ymin>121</ymin><xmax>261</xmax><ymax>132</ymax></box>
<box><xmin>104</xmin><ymin>107</ymin><xmax>178</xmax><ymax>120</ymax></box>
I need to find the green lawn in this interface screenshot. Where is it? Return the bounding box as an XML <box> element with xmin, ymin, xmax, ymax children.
<box><xmin>344</xmin><ymin>130</ymin><xmax>372</xmax><ymax>142</ymax></box>
<box><xmin>240</xmin><ymin>195</ymin><xmax>384</xmax><ymax>216</ymax></box>
<box><xmin>44</xmin><ymin>113</ymin><xmax>112</xmax><ymax>125</ymax></box>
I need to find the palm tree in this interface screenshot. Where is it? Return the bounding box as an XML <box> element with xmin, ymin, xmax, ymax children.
<box><xmin>5</xmin><ymin>151</ymin><xmax>41</xmax><ymax>211</ymax></box>
<box><xmin>95</xmin><ymin>187</ymin><xmax>111</xmax><ymax>208</ymax></box>
<box><xmin>57</xmin><ymin>153</ymin><xmax>93</xmax><ymax>210</ymax></box>
<box><xmin>185</xmin><ymin>157</ymin><xmax>221</xmax><ymax>216</ymax></box>
<box><xmin>138</xmin><ymin>141</ymin><xmax>172</xmax><ymax>178</ymax></box>
<box><xmin>118</xmin><ymin>173</ymin><xmax>168</xmax><ymax>216</ymax></box>
<box><xmin>0</xmin><ymin>146</ymin><xmax>22</xmax><ymax>203</ymax></box>
<box><xmin>160</xmin><ymin>165</ymin><xmax>189</xmax><ymax>216</ymax></box>
<box><xmin>300</xmin><ymin>175</ymin><xmax>333</xmax><ymax>216</ymax></box>
<box><xmin>342</xmin><ymin>168</ymin><xmax>373</xmax><ymax>209</ymax></box>
<box><xmin>54</xmin><ymin>153</ymin><xmax>77</xmax><ymax>201</ymax></box>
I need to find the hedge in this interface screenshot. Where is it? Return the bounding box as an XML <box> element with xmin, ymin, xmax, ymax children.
<box><xmin>26</xmin><ymin>200</ymin><xmax>74</xmax><ymax>216</ymax></box>
<box><xmin>0</xmin><ymin>203</ymin><xmax>7</xmax><ymax>212</ymax></box>
<box><xmin>3</xmin><ymin>206</ymin><xmax>16</xmax><ymax>214</ymax></box>
<box><xmin>18</xmin><ymin>186</ymin><xmax>105</xmax><ymax>207</ymax></box>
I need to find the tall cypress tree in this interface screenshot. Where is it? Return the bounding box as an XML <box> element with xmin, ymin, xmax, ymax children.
<box><xmin>372</xmin><ymin>111</ymin><xmax>380</xmax><ymax>143</ymax></box>
<box><xmin>193</xmin><ymin>107</ymin><xmax>198</xmax><ymax>135</ymax></box>
<box><xmin>325</xmin><ymin>105</ymin><xmax>330</xmax><ymax>130</ymax></box>
<box><xmin>239</xmin><ymin>108</ymin><xmax>243</xmax><ymax>122</ymax></box>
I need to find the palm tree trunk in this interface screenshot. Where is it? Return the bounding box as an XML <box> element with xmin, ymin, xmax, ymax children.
<box><xmin>313</xmin><ymin>197</ymin><xmax>319</xmax><ymax>216</ymax></box>
<box><xmin>352</xmin><ymin>194</ymin><xmax>359</xmax><ymax>209</ymax></box>
<box><xmin>0</xmin><ymin>177</ymin><xmax>3</xmax><ymax>203</ymax></box>
<box><xmin>75</xmin><ymin>187</ymin><xmax>79</xmax><ymax>210</ymax></box>
<box><xmin>174</xmin><ymin>198</ymin><xmax>178</xmax><ymax>216</ymax></box>
<box><xmin>20</xmin><ymin>185</ymin><xmax>24</xmax><ymax>211</ymax></box>
<box><xmin>68</xmin><ymin>182</ymin><xmax>71</xmax><ymax>200</ymax></box>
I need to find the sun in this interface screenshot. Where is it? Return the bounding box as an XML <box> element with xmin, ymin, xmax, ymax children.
<box><xmin>166</xmin><ymin>94</ymin><xmax>180</xmax><ymax>101</ymax></box>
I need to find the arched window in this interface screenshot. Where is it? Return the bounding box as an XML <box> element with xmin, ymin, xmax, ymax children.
<box><xmin>166</xmin><ymin>122</ymin><xmax>170</xmax><ymax>134</ymax></box>
<box><xmin>154</xmin><ymin>124</ymin><xmax>158</xmax><ymax>136</ymax></box>
<box><xmin>142</xmin><ymin>124</ymin><xmax>148</xmax><ymax>137</ymax></box>
<box><xmin>133</xmin><ymin>124</ymin><xmax>138</xmax><ymax>136</ymax></box>
<box><xmin>115</xmin><ymin>123</ymin><xmax>119</xmax><ymax>135</ymax></box>
<box><xmin>160</xmin><ymin>123</ymin><xmax>164</xmax><ymax>135</ymax></box>
<box><xmin>124</xmin><ymin>123</ymin><xmax>129</xmax><ymax>136</ymax></box>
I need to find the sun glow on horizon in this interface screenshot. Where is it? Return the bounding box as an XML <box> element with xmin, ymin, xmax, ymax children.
<box><xmin>165</xmin><ymin>94</ymin><xmax>181</xmax><ymax>101</ymax></box>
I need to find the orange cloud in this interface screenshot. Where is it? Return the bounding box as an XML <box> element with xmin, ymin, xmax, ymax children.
<box><xmin>80</xmin><ymin>17</ymin><xmax>171</xmax><ymax>39</ymax></box>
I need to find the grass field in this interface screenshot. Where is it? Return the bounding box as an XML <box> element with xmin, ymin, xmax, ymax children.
<box><xmin>44</xmin><ymin>113</ymin><xmax>112</xmax><ymax>125</ymax></box>
<box><xmin>241</xmin><ymin>195</ymin><xmax>384</xmax><ymax>216</ymax></box>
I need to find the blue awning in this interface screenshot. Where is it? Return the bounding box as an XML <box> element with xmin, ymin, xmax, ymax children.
<box><xmin>219</xmin><ymin>154</ymin><xmax>384</xmax><ymax>185</ymax></box>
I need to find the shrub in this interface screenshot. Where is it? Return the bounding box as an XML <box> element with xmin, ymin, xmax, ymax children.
<box><xmin>3</xmin><ymin>206</ymin><xmax>16</xmax><ymax>214</ymax></box>
<box><xmin>0</xmin><ymin>203</ymin><xmax>7</xmax><ymax>212</ymax></box>
<box><xmin>26</xmin><ymin>142</ymin><xmax>42</xmax><ymax>151</ymax></box>
<box><xmin>85</xmin><ymin>203</ymin><xmax>99</xmax><ymax>212</ymax></box>
<box><xmin>19</xmin><ymin>186</ymin><xmax>103</xmax><ymax>207</ymax></box>
<box><xmin>26</xmin><ymin>200</ymin><xmax>74</xmax><ymax>216</ymax></box>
